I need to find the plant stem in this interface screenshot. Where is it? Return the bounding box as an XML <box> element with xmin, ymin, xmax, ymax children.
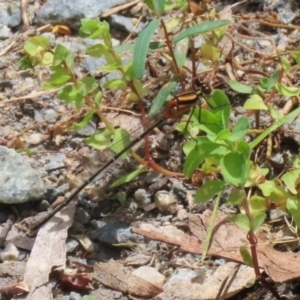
<box><xmin>243</xmin><ymin>196</ymin><xmax>282</xmax><ymax>299</ymax></box>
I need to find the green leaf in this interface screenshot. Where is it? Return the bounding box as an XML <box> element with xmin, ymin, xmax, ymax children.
<box><xmin>109</xmin><ymin>128</ymin><xmax>131</xmax><ymax>158</ymax></box>
<box><xmin>94</xmin><ymin>91</ymin><xmax>103</xmax><ymax>108</ymax></box>
<box><xmin>228</xmin><ymin>116</ymin><xmax>249</xmax><ymax>142</ymax></box>
<box><xmin>19</xmin><ymin>55</ymin><xmax>34</xmax><ymax>69</ymax></box>
<box><xmin>41</xmin><ymin>52</ymin><xmax>53</xmax><ymax>66</ymax></box>
<box><xmin>268</xmin><ymin>184</ymin><xmax>290</xmax><ymax>205</ymax></box>
<box><xmin>58</xmin><ymin>82</ymin><xmax>86</xmax><ymax>109</ymax></box>
<box><xmin>209</xmin><ymin>89</ymin><xmax>230</xmax><ymax>128</ymax></box>
<box><xmin>150</xmin><ymin>0</ymin><xmax>166</xmax><ymax>15</ymax></box>
<box><xmin>123</xmin><ymin>61</ymin><xmax>134</xmax><ymax>81</ymax></box>
<box><xmin>53</xmin><ymin>44</ymin><xmax>69</xmax><ymax>66</ymax></box>
<box><xmin>275</xmin><ymin>83</ymin><xmax>300</xmax><ymax>96</ymax></box>
<box><xmin>149</xmin><ymin>75</ymin><xmax>178</xmax><ymax>117</ymax></box>
<box><xmin>287</xmin><ymin>196</ymin><xmax>300</xmax><ymax>228</ymax></box>
<box><xmin>104</xmin><ymin>79</ymin><xmax>127</xmax><ymax>90</ymax></box>
<box><xmin>227</xmin><ymin>188</ymin><xmax>245</xmax><ymax>205</ymax></box>
<box><xmin>68</xmin><ymin>110</ymin><xmax>96</xmax><ymax>130</ymax></box>
<box><xmin>231</xmin><ymin>214</ymin><xmax>251</xmax><ymax>232</ymax></box>
<box><xmin>258</xmin><ymin>180</ymin><xmax>275</xmax><ymax>196</ymax></box>
<box><xmin>182</xmin><ymin>137</ymin><xmax>204</xmax><ymax>156</ymax></box>
<box><xmin>200</xmin><ymin>44</ymin><xmax>220</xmax><ymax>61</ymax></box>
<box><xmin>244</xmin><ymin>94</ymin><xmax>267</xmax><ymax>110</ymax></box>
<box><xmin>134</xmin><ymin>19</ymin><xmax>160</xmax><ymax>79</ymax></box>
<box><xmin>201</xmin><ymin>191</ymin><xmax>222</xmax><ymax>263</ymax></box>
<box><xmin>174</xmin><ymin>38</ymin><xmax>189</xmax><ymax>68</ymax></box>
<box><xmin>99</xmin><ymin>61</ymin><xmax>122</xmax><ymax>72</ymax></box>
<box><xmin>68</xmin><ymin>82</ymin><xmax>86</xmax><ymax>109</ymax></box>
<box><xmin>80</xmin><ymin>76</ymin><xmax>97</xmax><ymax>94</ymax></box>
<box><xmin>282</xmin><ymin>169</ymin><xmax>300</xmax><ymax>194</ymax></box>
<box><xmin>281</xmin><ymin>56</ymin><xmax>290</xmax><ymax>73</ymax></box>
<box><xmin>236</xmin><ymin>140</ymin><xmax>251</xmax><ymax>159</ymax></box>
<box><xmin>195</xmin><ymin>180</ymin><xmax>227</xmax><ymax>203</ymax></box>
<box><xmin>220</xmin><ymin>152</ymin><xmax>249</xmax><ymax>186</ymax></box>
<box><xmin>43</xmin><ymin>66</ymin><xmax>71</xmax><ymax>89</ymax></box>
<box><xmin>183</xmin><ymin>140</ymin><xmax>226</xmax><ymax>177</ymax></box>
<box><xmin>266</xmin><ymin>70</ymin><xmax>280</xmax><ymax>91</ymax></box>
<box><xmin>252</xmin><ymin>213</ymin><xmax>266</xmax><ymax>232</ymax></box>
<box><xmin>86</xmin><ymin>43</ymin><xmax>109</xmax><ymax>57</ymax></box>
<box><xmin>79</xmin><ymin>19</ymin><xmax>109</xmax><ymax>39</ymax></box>
<box><xmin>85</xmin><ymin>128</ymin><xmax>112</xmax><ymax>150</ymax></box>
<box><xmin>293</xmin><ymin>51</ymin><xmax>300</xmax><ymax>66</ymax></box>
<box><xmin>116</xmin><ymin>192</ymin><xmax>127</xmax><ymax>205</ymax></box>
<box><xmin>249</xmin><ymin>196</ymin><xmax>267</xmax><ymax>217</ymax></box>
<box><xmin>110</xmin><ymin>165</ymin><xmax>147</xmax><ymax>187</ymax></box>
<box><xmin>240</xmin><ymin>246</ymin><xmax>253</xmax><ymax>267</ymax></box>
<box><xmin>173</xmin><ymin>20</ymin><xmax>231</xmax><ymax>43</ymax></box>
<box><xmin>23</xmin><ymin>36</ymin><xmax>50</xmax><ymax>56</ymax></box>
<box><xmin>195</xmin><ymin>109</ymin><xmax>224</xmax><ymax>136</ymax></box>
<box><xmin>267</xmin><ymin>103</ymin><xmax>283</xmax><ymax>121</ymax></box>
<box><xmin>114</xmin><ymin>41</ymin><xmax>165</xmax><ymax>54</ymax></box>
<box><xmin>214</xmin><ymin>129</ymin><xmax>231</xmax><ymax>142</ymax></box>
<box><xmin>133</xmin><ymin>79</ymin><xmax>147</xmax><ymax>99</ymax></box>
<box><xmin>228</xmin><ymin>80</ymin><xmax>253</xmax><ymax>94</ymax></box>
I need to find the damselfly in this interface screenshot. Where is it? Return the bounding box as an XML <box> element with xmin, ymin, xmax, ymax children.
<box><xmin>27</xmin><ymin>91</ymin><xmax>200</xmax><ymax>233</ymax></box>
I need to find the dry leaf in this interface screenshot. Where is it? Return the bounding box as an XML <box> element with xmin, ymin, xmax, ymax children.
<box><xmin>71</xmin><ymin>234</ymin><xmax>94</xmax><ymax>252</ymax></box>
<box><xmin>154</xmin><ymin>262</ymin><xmax>254</xmax><ymax>300</ymax></box>
<box><xmin>20</xmin><ymin>201</ymin><xmax>76</xmax><ymax>300</ymax></box>
<box><xmin>94</xmin><ymin>260</ymin><xmax>163</xmax><ymax>298</ymax></box>
<box><xmin>52</xmin><ymin>25</ymin><xmax>72</xmax><ymax>35</ymax></box>
<box><xmin>26</xmin><ymin>133</ymin><xmax>49</xmax><ymax>145</ymax></box>
<box><xmin>1</xmin><ymin>281</ymin><xmax>29</xmax><ymax>296</ymax></box>
<box><xmin>59</xmin><ymin>274</ymin><xmax>93</xmax><ymax>291</ymax></box>
<box><xmin>133</xmin><ymin>210</ymin><xmax>300</xmax><ymax>282</ymax></box>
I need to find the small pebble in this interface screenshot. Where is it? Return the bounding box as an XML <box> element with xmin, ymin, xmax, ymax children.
<box><xmin>177</xmin><ymin>208</ymin><xmax>188</xmax><ymax>221</ymax></box>
<box><xmin>132</xmin><ymin>266</ymin><xmax>165</xmax><ymax>289</ymax></box>
<box><xmin>155</xmin><ymin>191</ymin><xmax>177</xmax><ymax>215</ymax></box>
<box><xmin>0</xmin><ymin>242</ymin><xmax>19</xmax><ymax>261</ymax></box>
<box><xmin>65</xmin><ymin>238</ymin><xmax>79</xmax><ymax>253</ymax></box>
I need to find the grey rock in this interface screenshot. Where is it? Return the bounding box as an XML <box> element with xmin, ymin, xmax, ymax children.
<box><xmin>0</xmin><ymin>2</ymin><xmax>22</xmax><ymax>28</ymax></box>
<box><xmin>43</xmin><ymin>108</ymin><xmax>58</xmax><ymax>124</ymax></box>
<box><xmin>109</xmin><ymin>14</ymin><xmax>145</xmax><ymax>34</ymax></box>
<box><xmin>74</xmin><ymin>207</ymin><xmax>91</xmax><ymax>225</ymax></box>
<box><xmin>45</xmin><ymin>153</ymin><xmax>66</xmax><ymax>171</ymax></box>
<box><xmin>35</xmin><ymin>0</ymin><xmax>131</xmax><ymax>30</ymax></box>
<box><xmin>269</xmin><ymin>208</ymin><xmax>288</xmax><ymax>220</ymax></box>
<box><xmin>37</xmin><ymin>199</ymin><xmax>50</xmax><ymax>212</ymax></box>
<box><xmin>163</xmin><ymin>268</ymin><xmax>205</xmax><ymax>291</ymax></box>
<box><xmin>70</xmin><ymin>220</ymin><xmax>86</xmax><ymax>235</ymax></box>
<box><xmin>58</xmin><ymin>183</ymin><xmax>71</xmax><ymax>195</ymax></box>
<box><xmin>83</xmin><ymin>57</ymin><xmax>106</xmax><ymax>73</ymax></box>
<box><xmin>0</xmin><ymin>146</ymin><xmax>44</xmax><ymax>204</ymax></box>
<box><xmin>33</xmin><ymin>109</ymin><xmax>44</xmax><ymax>122</ymax></box>
<box><xmin>89</xmin><ymin>220</ymin><xmax>144</xmax><ymax>244</ymax></box>
<box><xmin>134</xmin><ymin>188</ymin><xmax>151</xmax><ymax>206</ymax></box>
<box><xmin>76</xmin><ymin>118</ymin><xmax>97</xmax><ymax>137</ymax></box>
<box><xmin>66</xmin><ymin>238</ymin><xmax>79</xmax><ymax>253</ymax></box>
<box><xmin>0</xmin><ymin>125</ymin><xmax>11</xmax><ymax>138</ymax></box>
<box><xmin>70</xmin><ymin>291</ymin><xmax>81</xmax><ymax>300</ymax></box>
<box><xmin>0</xmin><ymin>24</ymin><xmax>11</xmax><ymax>40</ymax></box>
<box><xmin>0</xmin><ymin>80</ymin><xmax>13</xmax><ymax>89</ymax></box>
<box><xmin>18</xmin><ymin>250</ymin><xmax>28</xmax><ymax>261</ymax></box>
<box><xmin>169</xmin><ymin>178</ymin><xmax>187</xmax><ymax>199</ymax></box>
<box><xmin>45</xmin><ymin>186</ymin><xmax>63</xmax><ymax>202</ymax></box>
